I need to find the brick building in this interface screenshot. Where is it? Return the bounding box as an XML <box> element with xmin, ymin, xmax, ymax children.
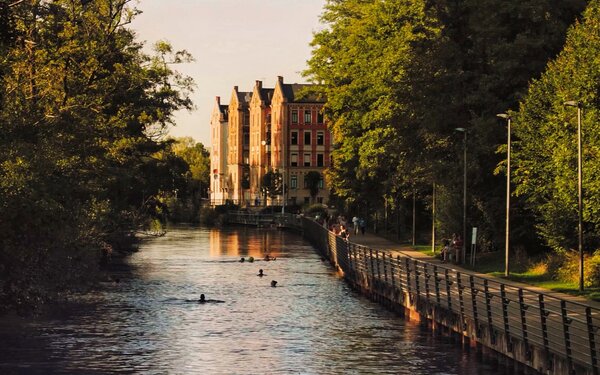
<box><xmin>209</xmin><ymin>76</ymin><xmax>331</xmax><ymax>207</ymax></box>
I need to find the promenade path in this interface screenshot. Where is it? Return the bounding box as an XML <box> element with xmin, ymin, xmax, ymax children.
<box><xmin>347</xmin><ymin>231</ymin><xmax>600</xmax><ymax>310</ymax></box>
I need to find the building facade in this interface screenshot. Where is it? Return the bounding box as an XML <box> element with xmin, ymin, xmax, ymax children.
<box><xmin>209</xmin><ymin>96</ymin><xmax>229</xmax><ymax>205</ymax></box>
<box><xmin>225</xmin><ymin>86</ymin><xmax>251</xmax><ymax>205</ymax></box>
<box><xmin>209</xmin><ymin>76</ymin><xmax>331</xmax><ymax>207</ymax></box>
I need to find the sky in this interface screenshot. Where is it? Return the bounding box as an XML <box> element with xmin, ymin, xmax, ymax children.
<box><xmin>130</xmin><ymin>0</ymin><xmax>327</xmax><ymax>147</ymax></box>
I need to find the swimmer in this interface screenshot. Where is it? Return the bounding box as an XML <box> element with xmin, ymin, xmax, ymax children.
<box><xmin>239</xmin><ymin>257</ymin><xmax>245</xmax><ymax>262</ymax></box>
<box><xmin>197</xmin><ymin>294</ymin><xmax>225</xmax><ymax>304</ymax></box>
<box><xmin>271</xmin><ymin>280</ymin><xmax>277</xmax><ymax>287</ymax></box>
<box><xmin>248</xmin><ymin>256</ymin><xmax>255</xmax><ymax>263</ymax></box>
<box><xmin>258</xmin><ymin>269</ymin><xmax>265</xmax><ymax>277</ymax></box>
<box><xmin>264</xmin><ymin>254</ymin><xmax>271</xmax><ymax>261</ymax></box>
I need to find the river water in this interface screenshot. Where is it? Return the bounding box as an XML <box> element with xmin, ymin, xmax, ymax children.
<box><xmin>0</xmin><ymin>226</ymin><xmax>523</xmax><ymax>374</ymax></box>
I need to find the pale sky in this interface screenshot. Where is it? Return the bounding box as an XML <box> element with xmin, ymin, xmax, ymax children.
<box><xmin>130</xmin><ymin>0</ymin><xmax>327</xmax><ymax>147</ymax></box>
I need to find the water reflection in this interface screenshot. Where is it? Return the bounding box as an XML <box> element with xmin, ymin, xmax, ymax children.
<box><xmin>209</xmin><ymin>227</ymin><xmax>285</xmax><ymax>258</ymax></box>
<box><xmin>0</xmin><ymin>226</ymin><xmax>529</xmax><ymax>375</ymax></box>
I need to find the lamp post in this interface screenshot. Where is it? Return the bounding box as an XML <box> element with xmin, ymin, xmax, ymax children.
<box><xmin>497</xmin><ymin>113</ymin><xmax>511</xmax><ymax>277</ymax></box>
<box><xmin>455</xmin><ymin>127</ymin><xmax>467</xmax><ymax>264</ymax></box>
<box><xmin>564</xmin><ymin>100</ymin><xmax>584</xmax><ymax>291</ymax></box>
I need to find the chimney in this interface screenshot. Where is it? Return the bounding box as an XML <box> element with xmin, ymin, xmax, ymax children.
<box><xmin>277</xmin><ymin>76</ymin><xmax>283</xmax><ymax>84</ymax></box>
<box><xmin>233</xmin><ymin>85</ymin><xmax>238</xmax><ymax>92</ymax></box>
<box><xmin>256</xmin><ymin>80</ymin><xmax>262</xmax><ymax>89</ymax></box>
<box><xmin>216</xmin><ymin>96</ymin><xmax>220</xmax><ymax>105</ymax></box>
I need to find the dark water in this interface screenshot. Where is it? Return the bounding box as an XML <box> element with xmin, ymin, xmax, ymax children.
<box><xmin>0</xmin><ymin>226</ymin><xmax>523</xmax><ymax>374</ymax></box>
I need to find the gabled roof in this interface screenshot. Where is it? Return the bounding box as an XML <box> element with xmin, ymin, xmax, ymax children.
<box><xmin>259</xmin><ymin>88</ymin><xmax>275</xmax><ymax>105</ymax></box>
<box><xmin>281</xmin><ymin>83</ymin><xmax>324</xmax><ymax>103</ymax></box>
<box><xmin>237</xmin><ymin>91</ymin><xmax>252</xmax><ymax>105</ymax></box>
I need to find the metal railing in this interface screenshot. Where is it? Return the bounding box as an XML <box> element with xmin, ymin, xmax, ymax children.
<box><xmin>227</xmin><ymin>211</ymin><xmax>303</xmax><ymax>229</ymax></box>
<box><xmin>302</xmin><ymin>218</ymin><xmax>600</xmax><ymax>374</ymax></box>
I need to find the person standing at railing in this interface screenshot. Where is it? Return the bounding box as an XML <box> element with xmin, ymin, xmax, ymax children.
<box><xmin>352</xmin><ymin>216</ymin><xmax>359</xmax><ymax>235</ymax></box>
<box><xmin>339</xmin><ymin>225</ymin><xmax>350</xmax><ymax>241</ymax></box>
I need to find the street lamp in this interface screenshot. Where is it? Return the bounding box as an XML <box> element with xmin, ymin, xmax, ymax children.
<box><xmin>455</xmin><ymin>127</ymin><xmax>467</xmax><ymax>264</ymax></box>
<box><xmin>497</xmin><ymin>113</ymin><xmax>511</xmax><ymax>277</ymax></box>
<box><xmin>564</xmin><ymin>100</ymin><xmax>584</xmax><ymax>291</ymax></box>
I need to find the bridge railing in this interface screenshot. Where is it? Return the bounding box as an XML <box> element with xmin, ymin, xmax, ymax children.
<box><xmin>302</xmin><ymin>217</ymin><xmax>600</xmax><ymax>374</ymax></box>
<box><xmin>227</xmin><ymin>211</ymin><xmax>303</xmax><ymax>230</ymax></box>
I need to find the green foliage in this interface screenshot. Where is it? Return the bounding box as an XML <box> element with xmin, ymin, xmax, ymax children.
<box><xmin>513</xmin><ymin>0</ymin><xmax>600</xmax><ymax>254</ymax></box>
<box><xmin>0</xmin><ymin>0</ymin><xmax>194</xmax><ymax>312</ymax></box>
<box><xmin>261</xmin><ymin>169</ymin><xmax>283</xmax><ymax>199</ymax></box>
<box><xmin>304</xmin><ymin>171</ymin><xmax>322</xmax><ymax>203</ymax></box>
<box><xmin>552</xmin><ymin>250</ymin><xmax>600</xmax><ymax>288</ymax></box>
<box><xmin>306</xmin><ymin>0</ymin><xmax>585</xmax><ymax>251</ymax></box>
<box><xmin>166</xmin><ymin>137</ymin><xmax>210</xmax><ymax>222</ymax></box>
<box><xmin>305</xmin><ymin>203</ymin><xmax>329</xmax><ymax>220</ymax></box>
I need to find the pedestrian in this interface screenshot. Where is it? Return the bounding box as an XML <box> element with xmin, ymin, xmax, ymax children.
<box><xmin>352</xmin><ymin>216</ymin><xmax>359</xmax><ymax>235</ymax></box>
<box><xmin>359</xmin><ymin>217</ymin><xmax>366</xmax><ymax>235</ymax></box>
<box><xmin>339</xmin><ymin>225</ymin><xmax>349</xmax><ymax>241</ymax></box>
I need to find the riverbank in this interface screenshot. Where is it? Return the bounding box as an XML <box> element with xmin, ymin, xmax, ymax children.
<box><xmin>348</xmin><ymin>231</ymin><xmax>600</xmax><ymax>308</ymax></box>
<box><xmin>303</xmin><ymin>221</ymin><xmax>600</xmax><ymax>374</ymax></box>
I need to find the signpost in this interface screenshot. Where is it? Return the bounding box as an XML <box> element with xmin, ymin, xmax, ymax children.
<box><xmin>470</xmin><ymin>227</ymin><xmax>478</xmax><ymax>267</ymax></box>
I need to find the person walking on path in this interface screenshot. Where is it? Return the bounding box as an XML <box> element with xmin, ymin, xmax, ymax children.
<box><xmin>352</xmin><ymin>216</ymin><xmax>359</xmax><ymax>235</ymax></box>
<box><xmin>359</xmin><ymin>217</ymin><xmax>366</xmax><ymax>235</ymax></box>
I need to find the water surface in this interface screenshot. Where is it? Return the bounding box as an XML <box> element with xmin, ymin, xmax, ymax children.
<box><xmin>0</xmin><ymin>226</ymin><xmax>523</xmax><ymax>374</ymax></box>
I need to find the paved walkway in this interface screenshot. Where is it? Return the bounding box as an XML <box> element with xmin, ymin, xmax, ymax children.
<box><xmin>348</xmin><ymin>231</ymin><xmax>600</xmax><ymax>309</ymax></box>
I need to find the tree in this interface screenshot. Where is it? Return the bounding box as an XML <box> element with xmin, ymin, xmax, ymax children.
<box><xmin>305</xmin><ymin>0</ymin><xmax>585</xmax><ymax>249</ymax></box>
<box><xmin>261</xmin><ymin>169</ymin><xmax>283</xmax><ymax>201</ymax></box>
<box><xmin>305</xmin><ymin>171</ymin><xmax>322</xmax><ymax>204</ymax></box>
<box><xmin>167</xmin><ymin>137</ymin><xmax>210</xmax><ymax>221</ymax></box>
<box><xmin>512</xmin><ymin>0</ymin><xmax>600</xmax><ymax>254</ymax></box>
<box><xmin>0</xmin><ymin>0</ymin><xmax>194</xmax><ymax>312</ymax></box>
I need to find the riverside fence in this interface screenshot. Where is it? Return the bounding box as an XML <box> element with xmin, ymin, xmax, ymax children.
<box><xmin>302</xmin><ymin>218</ymin><xmax>600</xmax><ymax>375</ymax></box>
<box><xmin>227</xmin><ymin>211</ymin><xmax>303</xmax><ymax>229</ymax></box>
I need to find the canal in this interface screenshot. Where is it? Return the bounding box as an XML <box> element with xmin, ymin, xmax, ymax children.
<box><xmin>0</xmin><ymin>226</ymin><xmax>522</xmax><ymax>374</ymax></box>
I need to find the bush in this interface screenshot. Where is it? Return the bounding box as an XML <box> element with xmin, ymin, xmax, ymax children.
<box><xmin>199</xmin><ymin>207</ymin><xmax>220</xmax><ymax>226</ymax></box>
<box><xmin>305</xmin><ymin>204</ymin><xmax>329</xmax><ymax>221</ymax></box>
<box><xmin>552</xmin><ymin>250</ymin><xmax>600</xmax><ymax>288</ymax></box>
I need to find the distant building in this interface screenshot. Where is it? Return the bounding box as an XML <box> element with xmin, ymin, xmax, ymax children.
<box><xmin>209</xmin><ymin>76</ymin><xmax>331</xmax><ymax>207</ymax></box>
<box><xmin>225</xmin><ymin>85</ymin><xmax>251</xmax><ymax>205</ymax></box>
<box><xmin>209</xmin><ymin>96</ymin><xmax>228</xmax><ymax>205</ymax></box>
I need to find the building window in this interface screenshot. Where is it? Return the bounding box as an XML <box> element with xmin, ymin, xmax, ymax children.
<box><xmin>304</xmin><ymin>153</ymin><xmax>311</xmax><ymax>167</ymax></box>
<box><xmin>304</xmin><ymin>197</ymin><xmax>310</xmax><ymax>204</ymax></box>
<box><xmin>317</xmin><ymin>111</ymin><xmax>324</xmax><ymax>124</ymax></box>
<box><xmin>304</xmin><ymin>131</ymin><xmax>311</xmax><ymax>145</ymax></box>
<box><xmin>291</xmin><ymin>131</ymin><xmax>298</xmax><ymax>145</ymax></box>
<box><xmin>304</xmin><ymin>110</ymin><xmax>311</xmax><ymax>124</ymax></box>
<box><xmin>291</xmin><ymin>153</ymin><xmax>298</xmax><ymax>167</ymax></box>
<box><xmin>292</xmin><ymin>110</ymin><xmax>298</xmax><ymax>124</ymax></box>
<box><xmin>244</xmin><ymin>133</ymin><xmax>249</xmax><ymax>146</ymax></box>
<box><xmin>317</xmin><ymin>131</ymin><xmax>324</xmax><ymax>145</ymax></box>
<box><xmin>318</xmin><ymin>178</ymin><xmax>324</xmax><ymax>188</ymax></box>
<box><xmin>317</xmin><ymin>197</ymin><xmax>323</xmax><ymax>204</ymax></box>
<box><xmin>291</xmin><ymin>175</ymin><xmax>297</xmax><ymax>189</ymax></box>
<box><xmin>317</xmin><ymin>153</ymin><xmax>324</xmax><ymax>167</ymax></box>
